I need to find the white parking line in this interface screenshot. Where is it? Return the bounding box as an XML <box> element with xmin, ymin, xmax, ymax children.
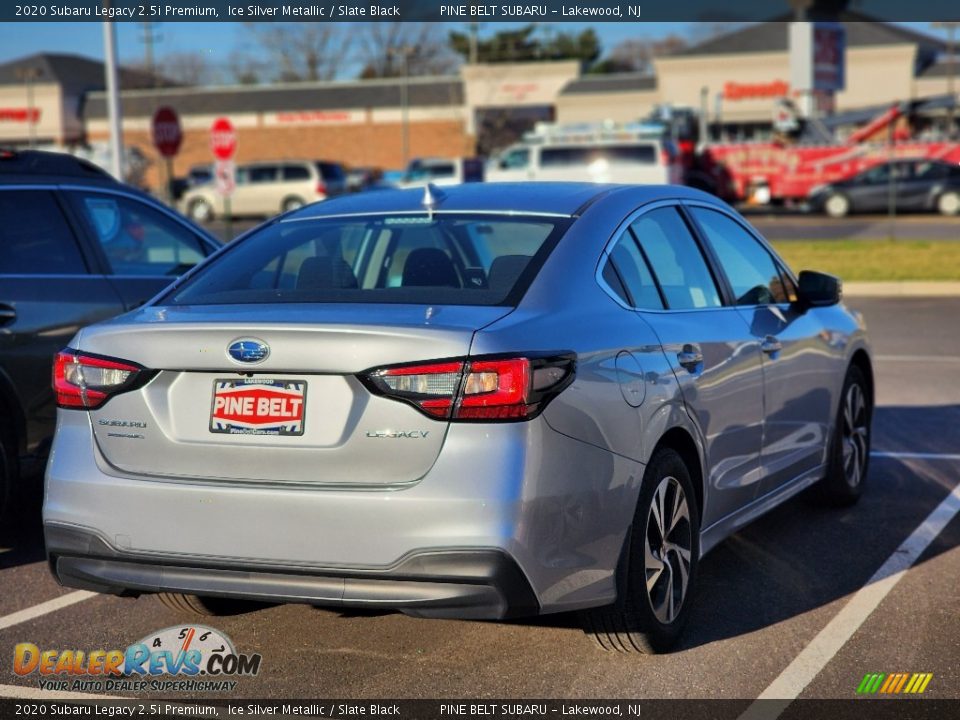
<box><xmin>739</xmin><ymin>479</ymin><xmax>960</xmax><ymax>718</ymax></box>
<box><xmin>0</xmin><ymin>591</ymin><xmax>96</xmax><ymax>632</ymax></box>
<box><xmin>872</xmin><ymin>451</ymin><xmax>960</xmax><ymax>461</ymax></box>
<box><xmin>875</xmin><ymin>355</ymin><xmax>960</xmax><ymax>363</ymax></box>
<box><xmin>0</xmin><ymin>683</ymin><xmax>123</xmax><ymax>700</ymax></box>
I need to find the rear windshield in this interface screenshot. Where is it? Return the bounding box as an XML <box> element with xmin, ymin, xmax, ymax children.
<box><xmin>163</xmin><ymin>213</ymin><xmax>570</xmax><ymax>307</ymax></box>
<box><xmin>541</xmin><ymin>144</ymin><xmax>657</xmax><ymax>167</ymax></box>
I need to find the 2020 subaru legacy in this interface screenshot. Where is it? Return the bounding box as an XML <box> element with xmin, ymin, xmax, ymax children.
<box><xmin>44</xmin><ymin>183</ymin><xmax>872</xmax><ymax>653</ymax></box>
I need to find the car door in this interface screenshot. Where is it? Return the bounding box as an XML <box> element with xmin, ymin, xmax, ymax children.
<box><xmin>0</xmin><ymin>187</ymin><xmax>126</xmax><ymax>458</ymax></box>
<box><xmin>847</xmin><ymin>163</ymin><xmax>892</xmax><ymax>212</ymax></box>
<box><xmin>64</xmin><ymin>188</ymin><xmax>213</xmax><ymax>310</ymax></box>
<box><xmin>686</xmin><ymin>203</ymin><xmax>835</xmax><ymax>497</ymax></box>
<box><xmin>627</xmin><ymin>204</ymin><xmax>766</xmax><ymax>529</ymax></box>
<box><xmin>899</xmin><ymin>160</ymin><xmax>945</xmax><ymax>211</ymax></box>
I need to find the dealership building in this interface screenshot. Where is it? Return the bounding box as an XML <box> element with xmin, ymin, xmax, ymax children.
<box><xmin>0</xmin><ymin>18</ymin><xmax>956</xmax><ymax>189</ymax></box>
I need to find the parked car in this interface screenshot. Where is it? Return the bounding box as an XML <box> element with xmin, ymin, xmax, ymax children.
<box><xmin>810</xmin><ymin>158</ymin><xmax>960</xmax><ymax>217</ymax></box>
<box><xmin>487</xmin><ymin>123</ymin><xmax>682</xmax><ymax>186</ymax></box>
<box><xmin>0</xmin><ymin>149</ymin><xmax>219</xmax><ymax>515</ymax></box>
<box><xmin>181</xmin><ymin>160</ymin><xmax>347</xmax><ymax>222</ymax></box>
<box><xmin>44</xmin><ymin>182</ymin><xmax>872</xmax><ymax>653</ymax></box>
<box><xmin>395</xmin><ymin>157</ymin><xmax>484</xmax><ymax>189</ymax></box>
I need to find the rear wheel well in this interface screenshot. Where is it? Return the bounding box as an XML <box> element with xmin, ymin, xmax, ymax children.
<box><xmin>651</xmin><ymin>427</ymin><xmax>704</xmax><ymax>522</ymax></box>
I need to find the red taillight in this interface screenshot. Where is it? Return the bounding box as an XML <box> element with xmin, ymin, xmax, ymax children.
<box><xmin>360</xmin><ymin>355</ymin><xmax>574</xmax><ymax>422</ymax></box>
<box><xmin>53</xmin><ymin>350</ymin><xmax>143</xmax><ymax>409</ymax></box>
<box><xmin>316</xmin><ymin>181</ymin><xmax>327</xmax><ymax>196</ymax></box>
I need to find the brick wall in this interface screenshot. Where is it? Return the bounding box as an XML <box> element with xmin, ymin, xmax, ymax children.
<box><xmin>90</xmin><ymin>117</ymin><xmax>475</xmax><ymax>191</ymax></box>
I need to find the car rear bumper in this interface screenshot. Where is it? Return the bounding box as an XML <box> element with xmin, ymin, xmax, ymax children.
<box><xmin>45</xmin><ymin>523</ymin><xmax>538</xmax><ymax>620</ymax></box>
<box><xmin>44</xmin><ymin>411</ymin><xmax>640</xmax><ymax>615</ymax></box>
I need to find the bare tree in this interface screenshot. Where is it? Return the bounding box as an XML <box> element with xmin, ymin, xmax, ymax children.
<box><xmin>358</xmin><ymin>23</ymin><xmax>459</xmax><ymax>78</ymax></box>
<box><xmin>592</xmin><ymin>34</ymin><xmax>687</xmax><ymax>74</ymax></box>
<box><xmin>160</xmin><ymin>51</ymin><xmax>220</xmax><ymax>86</ymax></box>
<box><xmin>227</xmin><ymin>50</ymin><xmax>264</xmax><ymax>85</ymax></box>
<box><xmin>245</xmin><ymin>23</ymin><xmax>352</xmax><ymax>82</ymax></box>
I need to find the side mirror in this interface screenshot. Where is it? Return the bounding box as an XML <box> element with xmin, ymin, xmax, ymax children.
<box><xmin>797</xmin><ymin>270</ymin><xmax>842</xmax><ymax>308</ymax></box>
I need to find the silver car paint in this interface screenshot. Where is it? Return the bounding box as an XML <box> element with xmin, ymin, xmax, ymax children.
<box><xmin>44</xmin><ymin>183</ymin><xmax>871</xmax><ymax>613</ymax></box>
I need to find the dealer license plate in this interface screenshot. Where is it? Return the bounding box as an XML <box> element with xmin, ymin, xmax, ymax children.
<box><xmin>209</xmin><ymin>379</ymin><xmax>307</xmax><ymax>436</ymax></box>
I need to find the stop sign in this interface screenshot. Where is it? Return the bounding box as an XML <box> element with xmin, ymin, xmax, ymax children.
<box><xmin>151</xmin><ymin>106</ymin><xmax>182</xmax><ymax>158</ymax></box>
<box><xmin>210</xmin><ymin>117</ymin><xmax>236</xmax><ymax>160</ymax></box>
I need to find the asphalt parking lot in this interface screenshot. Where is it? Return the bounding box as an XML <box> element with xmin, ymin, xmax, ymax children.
<box><xmin>1</xmin><ymin>298</ymin><xmax>958</xmax><ymax>705</ymax></box>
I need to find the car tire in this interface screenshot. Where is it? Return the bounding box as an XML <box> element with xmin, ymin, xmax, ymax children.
<box><xmin>281</xmin><ymin>196</ymin><xmax>306</xmax><ymax>213</ymax></box>
<box><xmin>812</xmin><ymin>364</ymin><xmax>871</xmax><ymax>506</ymax></box>
<box><xmin>156</xmin><ymin>593</ymin><xmax>265</xmax><ymax>617</ymax></box>
<box><xmin>824</xmin><ymin>193</ymin><xmax>850</xmax><ymax>218</ymax></box>
<box><xmin>187</xmin><ymin>198</ymin><xmax>214</xmax><ymax>223</ymax></box>
<box><xmin>0</xmin><ymin>427</ymin><xmax>12</xmax><ymax>520</ymax></box>
<box><xmin>581</xmin><ymin>448</ymin><xmax>700</xmax><ymax>654</ymax></box>
<box><xmin>937</xmin><ymin>191</ymin><xmax>960</xmax><ymax>217</ymax></box>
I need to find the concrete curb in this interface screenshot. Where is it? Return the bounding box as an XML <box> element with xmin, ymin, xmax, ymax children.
<box><xmin>843</xmin><ymin>282</ymin><xmax>960</xmax><ymax>297</ymax></box>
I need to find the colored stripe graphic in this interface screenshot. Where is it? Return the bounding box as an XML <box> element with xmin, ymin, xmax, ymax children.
<box><xmin>858</xmin><ymin>672</ymin><xmax>932</xmax><ymax>694</ymax></box>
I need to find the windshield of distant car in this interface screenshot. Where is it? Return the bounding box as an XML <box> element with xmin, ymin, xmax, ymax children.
<box><xmin>163</xmin><ymin>213</ymin><xmax>570</xmax><ymax>307</ymax></box>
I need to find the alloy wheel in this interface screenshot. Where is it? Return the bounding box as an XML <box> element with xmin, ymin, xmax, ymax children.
<box><xmin>644</xmin><ymin>476</ymin><xmax>693</xmax><ymax>624</ymax></box>
<box><xmin>842</xmin><ymin>383</ymin><xmax>869</xmax><ymax>488</ymax></box>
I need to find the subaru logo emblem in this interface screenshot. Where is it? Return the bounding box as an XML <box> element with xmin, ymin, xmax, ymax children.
<box><xmin>227</xmin><ymin>338</ymin><xmax>269</xmax><ymax>364</ymax></box>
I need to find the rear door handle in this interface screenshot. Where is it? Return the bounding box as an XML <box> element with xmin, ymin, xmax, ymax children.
<box><xmin>761</xmin><ymin>336</ymin><xmax>782</xmax><ymax>355</ymax></box>
<box><xmin>677</xmin><ymin>344</ymin><xmax>703</xmax><ymax>372</ymax></box>
<box><xmin>0</xmin><ymin>304</ymin><xmax>15</xmax><ymax>325</ymax></box>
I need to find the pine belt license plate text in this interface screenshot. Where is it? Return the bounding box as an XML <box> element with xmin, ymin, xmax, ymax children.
<box><xmin>210</xmin><ymin>379</ymin><xmax>307</xmax><ymax>436</ymax></box>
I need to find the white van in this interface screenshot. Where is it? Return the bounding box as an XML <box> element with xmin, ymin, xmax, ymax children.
<box><xmin>394</xmin><ymin>157</ymin><xmax>485</xmax><ymax>189</ymax></box>
<box><xmin>486</xmin><ymin>123</ymin><xmax>682</xmax><ymax>186</ymax></box>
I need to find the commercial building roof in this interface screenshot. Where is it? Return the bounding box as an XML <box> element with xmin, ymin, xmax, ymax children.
<box><xmin>560</xmin><ymin>73</ymin><xmax>657</xmax><ymax>96</ymax></box>
<box><xmin>677</xmin><ymin>15</ymin><xmax>945</xmax><ymax>58</ymax></box>
<box><xmin>83</xmin><ymin>76</ymin><xmax>465</xmax><ymax>119</ymax></box>
<box><xmin>0</xmin><ymin>52</ymin><xmax>167</xmax><ymax>90</ymax></box>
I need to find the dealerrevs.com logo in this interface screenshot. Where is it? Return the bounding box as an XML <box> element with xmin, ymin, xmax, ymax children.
<box><xmin>13</xmin><ymin>625</ymin><xmax>262</xmax><ymax>693</ymax></box>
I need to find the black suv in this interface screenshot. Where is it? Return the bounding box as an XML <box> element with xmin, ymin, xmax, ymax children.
<box><xmin>0</xmin><ymin>150</ymin><xmax>219</xmax><ymax>513</ymax></box>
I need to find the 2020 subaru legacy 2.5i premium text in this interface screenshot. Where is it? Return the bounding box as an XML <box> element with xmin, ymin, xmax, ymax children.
<box><xmin>44</xmin><ymin>182</ymin><xmax>872</xmax><ymax>653</ymax></box>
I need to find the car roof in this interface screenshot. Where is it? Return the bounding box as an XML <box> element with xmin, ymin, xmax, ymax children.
<box><xmin>0</xmin><ymin>149</ymin><xmax>118</xmax><ymax>185</ymax></box>
<box><xmin>286</xmin><ymin>182</ymin><xmax>715</xmax><ymax>219</ymax></box>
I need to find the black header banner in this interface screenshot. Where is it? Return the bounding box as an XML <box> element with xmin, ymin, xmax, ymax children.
<box><xmin>1</xmin><ymin>699</ymin><xmax>959</xmax><ymax>719</ymax></box>
<box><xmin>4</xmin><ymin>0</ymin><xmax>960</xmax><ymax>23</ymax></box>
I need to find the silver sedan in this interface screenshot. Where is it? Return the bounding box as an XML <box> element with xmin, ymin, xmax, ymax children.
<box><xmin>45</xmin><ymin>182</ymin><xmax>872</xmax><ymax>653</ymax></box>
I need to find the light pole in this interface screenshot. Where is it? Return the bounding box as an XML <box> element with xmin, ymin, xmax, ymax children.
<box><xmin>103</xmin><ymin>11</ymin><xmax>124</xmax><ymax>180</ymax></box>
<box><xmin>932</xmin><ymin>22</ymin><xmax>958</xmax><ymax>138</ymax></box>
<box><xmin>14</xmin><ymin>66</ymin><xmax>43</xmax><ymax>148</ymax></box>
<box><xmin>389</xmin><ymin>46</ymin><xmax>415</xmax><ymax>168</ymax></box>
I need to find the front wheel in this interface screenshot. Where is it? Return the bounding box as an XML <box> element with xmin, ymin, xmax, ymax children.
<box><xmin>812</xmin><ymin>364</ymin><xmax>871</xmax><ymax>506</ymax></box>
<box><xmin>824</xmin><ymin>193</ymin><xmax>850</xmax><ymax>218</ymax></box>
<box><xmin>581</xmin><ymin>447</ymin><xmax>700</xmax><ymax>653</ymax></box>
<box><xmin>937</xmin><ymin>191</ymin><xmax>960</xmax><ymax>216</ymax></box>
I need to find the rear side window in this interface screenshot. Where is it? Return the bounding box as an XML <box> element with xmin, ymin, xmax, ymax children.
<box><xmin>165</xmin><ymin>214</ymin><xmax>569</xmax><ymax>307</ymax></box>
<box><xmin>69</xmin><ymin>192</ymin><xmax>206</xmax><ymax>277</ymax></box>
<box><xmin>630</xmin><ymin>208</ymin><xmax>721</xmax><ymax>310</ymax></box>
<box><xmin>0</xmin><ymin>190</ymin><xmax>87</xmax><ymax>275</ymax></box>
<box><xmin>282</xmin><ymin>165</ymin><xmax>311</xmax><ymax>181</ymax></box>
<box><xmin>601</xmin><ymin>233</ymin><xmax>663</xmax><ymax>310</ymax></box>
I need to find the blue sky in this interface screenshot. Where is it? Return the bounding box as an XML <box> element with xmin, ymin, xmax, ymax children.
<box><xmin>0</xmin><ymin>21</ymin><xmax>942</xmax><ymax>78</ymax></box>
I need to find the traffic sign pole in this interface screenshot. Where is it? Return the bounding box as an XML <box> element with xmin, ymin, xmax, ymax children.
<box><xmin>210</xmin><ymin>117</ymin><xmax>237</xmax><ymax>240</ymax></box>
<box><xmin>151</xmin><ymin>106</ymin><xmax>183</xmax><ymax>207</ymax></box>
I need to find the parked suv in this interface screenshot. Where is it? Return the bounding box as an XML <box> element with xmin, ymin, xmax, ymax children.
<box><xmin>0</xmin><ymin>150</ymin><xmax>219</xmax><ymax>513</ymax></box>
<box><xmin>181</xmin><ymin>160</ymin><xmax>347</xmax><ymax>222</ymax></box>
